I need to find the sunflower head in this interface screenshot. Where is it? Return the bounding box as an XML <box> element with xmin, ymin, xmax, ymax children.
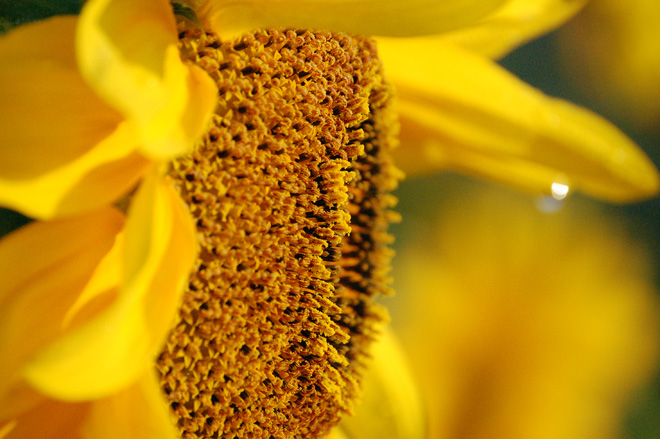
<box><xmin>158</xmin><ymin>24</ymin><xmax>400</xmax><ymax>438</ymax></box>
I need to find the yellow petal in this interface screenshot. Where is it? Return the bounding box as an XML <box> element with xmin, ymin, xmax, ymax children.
<box><xmin>77</xmin><ymin>0</ymin><xmax>217</xmax><ymax>160</ymax></box>
<box><xmin>188</xmin><ymin>0</ymin><xmax>505</xmax><ymax>38</ymax></box>
<box><xmin>0</xmin><ymin>208</ymin><xmax>124</xmax><ymax>404</ymax></box>
<box><xmin>0</xmin><ymin>17</ymin><xmax>151</xmax><ymax>219</ymax></box>
<box><xmin>0</xmin><ymin>121</ymin><xmax>150</xmax><ymax>219</ymax></box>
<box><xmin>82</xmin><ymin>372</ymin><xmax>177</xmax><ymax>439</ymax></box>
<box><xmin>23</xmin><ymin>170</ymin><xmax>197</xmax><ymax>400</ymax></box>
<box><xmin>377</xmin><ymin>39</ymin><xmax>660</xmax><ymax>202</ymax></box>
<box><xmin>338</xmin><ymin>328</ymin><xmax>425</xmax><ymax>439</ymax></box>
<box><xmin>0</xmin><ymin>17</ymin><xmax>122</xmax><ymax>178</ymax></box>
<box><xmin>442</xmin><ymin>0</ymin><xmax>587</xmax><ymax>59</ymax></box>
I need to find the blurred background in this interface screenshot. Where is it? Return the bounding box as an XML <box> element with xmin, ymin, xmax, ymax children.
<box><xmin>2</xmin><ymin>1</ymin><xmax>659</xmax><ymax>438</ymax></box>
<box><xmin>382</xmin><ymin>1</ymin><xmax>660</xmax><ymax>438</ymax></box>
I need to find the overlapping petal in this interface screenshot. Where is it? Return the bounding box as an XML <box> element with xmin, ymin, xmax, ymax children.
<box><xmin>22</xmin><ymin>170</ymin><xmax>197</xmax><ymax>401</ymax></box>
<box><xmin>442</xmin><ymin>0</ymin><xmax>588</xmax><ymax>59</ymax></box>
<box><xmin>378</xmin><ymin>38</ymin><xmax>660</xmax><ymax>201</ymax></box>
<box><xmin>0</xmin><ymin>208</ymin><xmax>124</xmax><ymax>414</ymax></box>
<box><xmin>186</xmin><ymin>0</ymin><xmax>506</xmax><ymax>38</ymax></box>
<box><xmin>0</xmin><ymin>17</ymin><xmax>121</xmax><ymax>175</ymax></box>
<box><xmin>77</xmin><ymin>0</ymin><xmax>217</xmax><ymax>160</ymax></box>
<box><xmin>0</xmin><ymin>17</ymin><xmax>151</xmax><ymax>219</ymax></box>
<box><xmin>0</xmin><ymin>0</ymin><xmax>217</xmax><ymax>220</ymax></box>
<box><xmin>0</xmin><ymin>121</ymin><xmax>150</xmax><ymax>220</ymax></box>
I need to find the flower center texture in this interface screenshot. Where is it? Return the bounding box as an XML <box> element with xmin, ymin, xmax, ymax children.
<box><xmin>157</xmin><ymin>23</ymin><xmax>400</xmax><ymax>439</ymax></box>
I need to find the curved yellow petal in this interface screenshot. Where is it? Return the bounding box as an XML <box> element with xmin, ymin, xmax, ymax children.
<box><xmin>23</xmin><ymin>170</ymin><xmax>197</xmax><ymax>401</ymax></box>
<box><xmin>188</xmin><ymin>0</ymin><xmax>505</xmax><ymax>38</ymax></box>
<box><xmin>82</xmin><ymin>372</ymin><xmax>177</xmax><ymax>439</ymax></box>
<box><xmin>442</xmin><ymin>0</ymin><xmax>587</xmax><ymax>59</ymax></box>
<box><xmin>378</xmin><ymin>39</ymin><xmax>660</xmax><ymax>202</ymax></box>
<box><xmin>339</xmin><ymin>328</ymin><xmax>425</xmax><ymax>439</ymax></box>
<box><xmin>0</xmin><ymin>121</ymin><xmax>150</xmax><ymax>219</ymax></box>
<box><xmin>0</xmin><ymin>208</ymin><xmax>124</xmax><ymax>403</ymax></box>
<box><xmin>77</xmin><ymin>0</ymin><xmax>217</xmax><ymax>160</ymax></box>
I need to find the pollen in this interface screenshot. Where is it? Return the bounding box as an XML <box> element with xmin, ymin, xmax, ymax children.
<box><xmin>156</xmin><ymin>24</ymin><xmax>400</xmax><ymax>439</ymax></box>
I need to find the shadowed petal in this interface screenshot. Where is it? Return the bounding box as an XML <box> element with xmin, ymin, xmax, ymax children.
<box><xmin>0</xmin><ymin>397</ymin><xmax>88</xmax><ymax>439</ymax></box>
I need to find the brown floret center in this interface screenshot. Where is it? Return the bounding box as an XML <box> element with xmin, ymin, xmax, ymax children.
<box><xmin>157</xmin><ymin>25</ymin><xmax>400</xmax><ymax>439</ymax></box>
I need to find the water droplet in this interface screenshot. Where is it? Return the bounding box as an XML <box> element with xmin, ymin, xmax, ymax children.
<box><xmin>536</xmin><ymin>180</ymin><xmax>571</xmax><ymax>213</ymax></box>
<box><xmin>551</xmin><ymin>182</ymin><xmax>570</xmax><ymax>200</ymax></box>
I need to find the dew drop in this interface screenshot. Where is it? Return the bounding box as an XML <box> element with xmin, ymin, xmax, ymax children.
<box><xmin>536</xmin><ymin>181</ymin><xmax>571</xmax><ymax>213</ymax></box>
<box><xmin>551</xmin><ymin>182</ymin><xmax>570</xmax><ymax>200</ymax></box>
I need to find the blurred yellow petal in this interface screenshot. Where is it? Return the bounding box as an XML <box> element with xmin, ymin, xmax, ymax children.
<box><xmin>23</xmin><ymin>170</ymin><xmax>197</xmax><ymax>400</ymax></box>
<box><xmin>0</xmin><ymin>121</ymin><xmax>150</xmax><ymax>219</ymax></box>
<box><xmin>339</xmin><ymin>329</ymin><xmax>425</xmax><ymax>439</ymax></box>
<box><xmin>77</xmin><ymin>0</ymin><xmax>217</xmax><ymax>159</ymax></box>
<box><xmin>442</xmin><ymin>0</ymin><xmax>587</xmax><ymax>59</ymax></box>
<box><xmin>0</xmin><ymin>208</ymin><xmax>124</xmax><ymax>405</ymax></box>
<box><xmin>82</xmin><ymin>372</ymin><xmax>177</xmax><ymax>439</ymax></box>
<box><xmin>378</xmin><ymin>39</ymin><xmax>660</xmax><ymax>201</ymax></box>
<box><xmin>188</xmin><ymin>0</ymin><xmax>505</xmax><ymax>38</ymax></box>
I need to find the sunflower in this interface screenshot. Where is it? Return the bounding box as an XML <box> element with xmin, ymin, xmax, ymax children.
<box><xmin>0</xmin><ymin>0</ymin><xmax>657</xmax><ymax>438</ymax></box>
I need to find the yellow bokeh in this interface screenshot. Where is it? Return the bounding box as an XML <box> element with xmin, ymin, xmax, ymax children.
<box><xmin>390</xmin><ymin>178</ymin><xmax>660</xmax><ymax>439</ymax></box>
